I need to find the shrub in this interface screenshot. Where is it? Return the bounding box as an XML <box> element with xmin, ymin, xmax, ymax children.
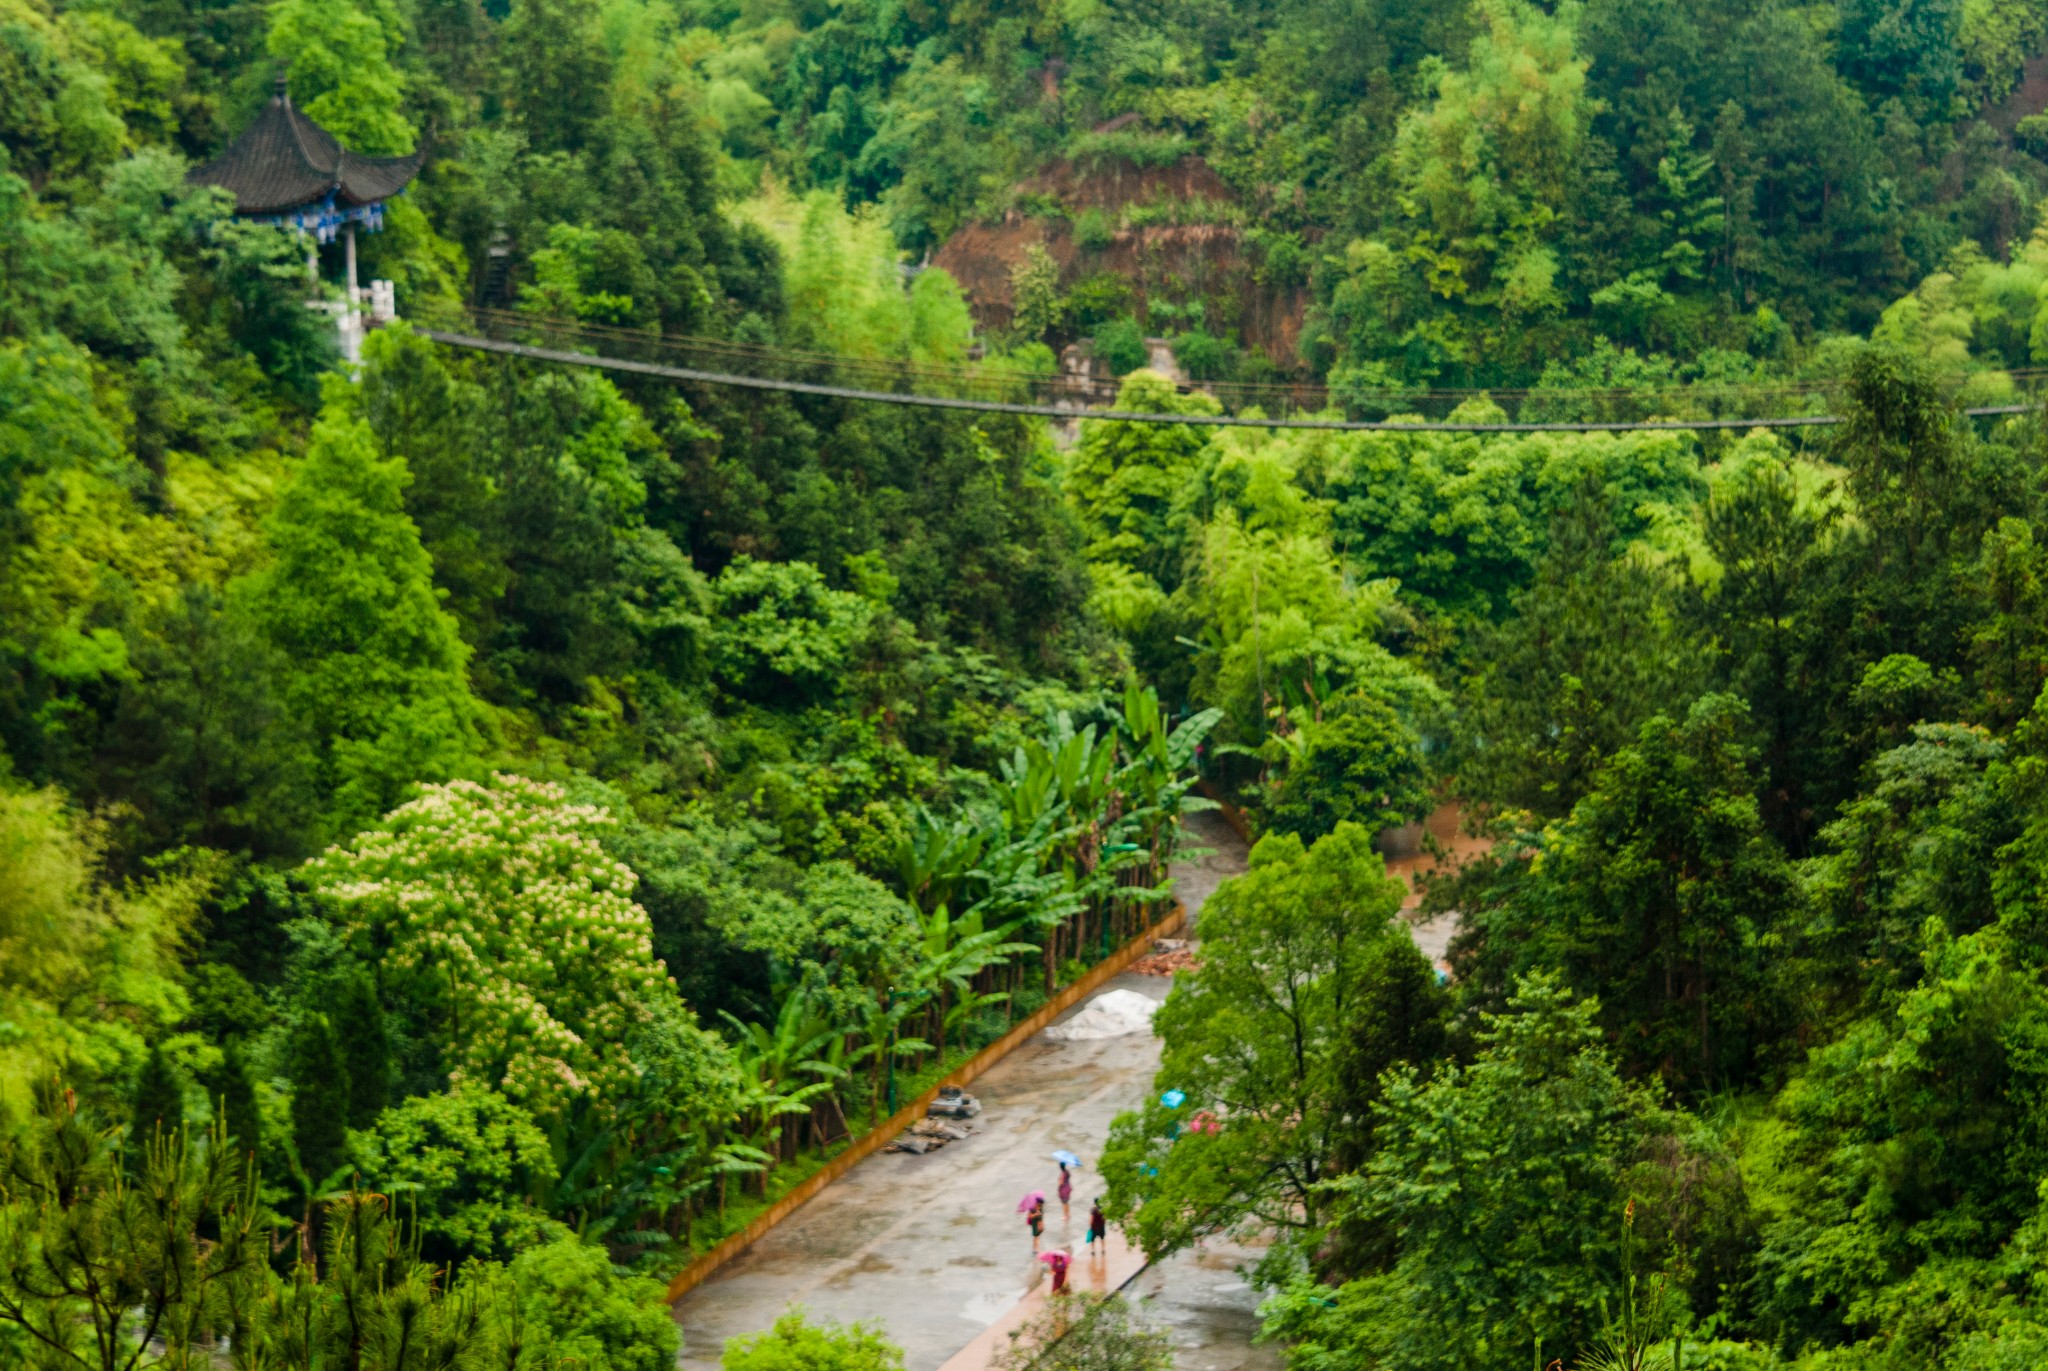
<box><xmin>1065</xmin><ymin>273</ymin><xmax>1135</xmax><ymax>329</ymax></box>
<box><xmin>1010</xmin><ymin>243</ymin><xmax>1065</xmax><ymax>342</ymax></box>
<box><xmin>505</xmin><ymin>1236</ymin><xmax>681</xmax><ymax>1371</ymax></box>
<box><xmin>1092</xmin><ymin>318</ymin><xmax>1148</xmax><ymax>376</ymax></box>
<box><xmin>1073</xmin><ymin>206</ymin><xmax>1117</xmax><ymax>251</ymax></box>
<box><xmin>349</xmin><ymin>1084</ymin><xmax>563</xmax><ymax>1263</ymax></box>
<box><xmin>1170</xmin><ymin>330</ymin><xmax>1234</xmax><ymax>382</ymax></box>
<box><xmin>724</xmin><ymin>1310</ymin><xmax>904</xmax><ymax>1371</ymax></box>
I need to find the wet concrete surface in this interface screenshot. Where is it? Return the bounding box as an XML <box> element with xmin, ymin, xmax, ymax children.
<box><xmin>1172</xmin><ymin>809</ymin><xmax>1251</xmax><ymax>934</ymax></box>
<box><xmin>673</xmin><ymin>980</ymin><xmax>1169</xmax><ymax>1371</ymax></box>
<box><xmin>1127</xmin><ymin>1236</ymin><xmax>1282</xmax><ymax>1371</ymax></box>
<box><xmin>673</xmin><ymin>815</ymin><xmax>1251</xmax><ymax>1371</ymax></box>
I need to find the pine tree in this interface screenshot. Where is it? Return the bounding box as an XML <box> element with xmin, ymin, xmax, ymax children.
<box><xmin>332</xmin><ymin>967</ymin><xmax>392</xmax><ymax>1131</ymax></box>
<box><xmin>130</xmin><ymin>1042</ymin><xmax>185</xmax><ymax>1142</ymax></box>
<box><xmin>217</xmin><ymin>1041</ymin><xmax>263</xmax><ymax>1169</ymax></box>
<box><xmin>288</xmin><ymin>1012</ymin><xmax>351</xmax><ymax>1187</ymax></box>
<box><xmin>239</xmin><ymin>407</ymin><xmax>483</xmax><ymax>841</ymax></box>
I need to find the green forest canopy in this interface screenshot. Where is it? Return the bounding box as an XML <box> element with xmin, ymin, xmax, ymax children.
<box><xmin>14</xmin><ymin>0</ymin><xmax>2048</xmax><ymax>1365</ymax></box>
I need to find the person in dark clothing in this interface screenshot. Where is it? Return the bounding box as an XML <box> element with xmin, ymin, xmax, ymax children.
<box><xmin>1087</xmin><ymin>1198</ymin><xmax>1107</xmax><ymax>1256</ymax></box>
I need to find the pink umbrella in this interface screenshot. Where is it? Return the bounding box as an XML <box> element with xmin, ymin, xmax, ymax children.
<box><xmin>1016</xmin><ymin>1191</ymin><xmax>1045</xmax><ymax>1213</ymax></box>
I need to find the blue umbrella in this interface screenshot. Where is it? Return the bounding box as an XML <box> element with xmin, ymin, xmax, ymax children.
<box><xmin>1052</xmin><ymin>1149</ymin><xmax>1081</xmax><ymax>1167</ymax></box>
<box><xmin>1161</xmin><ymin>1089</ymin><xmax>1186</xmax><ymax>1109</ymax></box>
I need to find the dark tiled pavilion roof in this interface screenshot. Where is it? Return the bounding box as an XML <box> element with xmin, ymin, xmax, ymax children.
<box><xmin>189</xmin><ymin>79</ymin><xmax>422</xmax><ymax>215</ymax></box>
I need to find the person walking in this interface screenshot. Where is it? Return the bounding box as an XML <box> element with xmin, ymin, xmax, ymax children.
<box><xmin>1057</xmin><ymin>1162</ymin><xmax>1074</xmax><ymax>1225</ymax></box>
<box><xmin>1087</xmin><ymin>1199</ymin><xmax>1107</xmax><ymax>1257</ymax></box>
<box><xmin>1027</xmin><ymin>1195</ymin><xmax>1046</xmax><ymax>1253</ymax></box>
<box><xmin>1044</xmin><ymin>1247</ymin><xmax>1071</xmax><ymax>1295</ymax></box>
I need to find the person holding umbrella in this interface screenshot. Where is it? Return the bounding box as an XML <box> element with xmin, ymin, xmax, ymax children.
<box><xmin>1052</xmin><ymin>1150</ymin><xmax>1081</xmax><ymax>1225</ymax></box>
<box><xmin>1018</xmin><ymin>1191</ymin><xmax>1046</xmax><ymax>1252</ymax></box>
<box><xmin>1038</xmin><ymin>1247</ymin><xmax>1072</xmax><ymax>1295</ymax></box>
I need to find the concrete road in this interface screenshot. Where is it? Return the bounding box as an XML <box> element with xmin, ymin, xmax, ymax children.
<box><xmin>673</xmin><ymin>812</ymin><xmax>1250</xmax><ymax>1371</ymax></box>
<box><xmin>1128</xmin><ymin>1236</ymin><xmax>1282</xmax><ymax>1371</ymax></box>
<box><xmin>674</xmin><ymin>971</ymin><xmax>1172</xmax><ymax>1371</ymax></box>
<box><xmin>1172</xmin><ymin>808</ymin><xmax>1251</xmax><ymax>927</ymax></box>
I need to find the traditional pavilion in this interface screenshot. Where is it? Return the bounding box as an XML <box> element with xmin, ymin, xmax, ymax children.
<box><xmin>189</xmin><ymin>77</ymin><xmax>422</xmax><ymax>312</ymax></box>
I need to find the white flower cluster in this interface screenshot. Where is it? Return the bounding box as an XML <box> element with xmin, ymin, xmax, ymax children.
<box><xmin>311</xmin><ymin>774</ymin><xmax>676</xmax><ymax>1113</ymax></box>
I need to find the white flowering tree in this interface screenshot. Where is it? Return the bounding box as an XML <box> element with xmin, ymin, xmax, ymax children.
<box><xmin>309</xmin><ymin>774</ymin><xmax>676</xmax><ymax>1115</ymax></box>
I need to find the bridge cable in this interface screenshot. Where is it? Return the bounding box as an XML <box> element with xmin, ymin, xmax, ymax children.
<box><xmin>419</xmin><ymin>330</ymin><xmax>2033</xmax><ymax>435</ymax></box>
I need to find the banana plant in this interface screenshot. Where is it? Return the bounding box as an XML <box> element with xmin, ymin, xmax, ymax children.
<box><xmin>967</xmin><ymin>839</ymin><xmax>1084</xmax><ymax>992</ymax></box>
<box><xmin>895</xmin><ymin>806</ymin><xmax>990</xmax><ymax>915</ymax></box>
<box><xmin>690</xmin><ymin>1124</ymin><xmax>773</xmax><ymax>1228</ymax></box>
<box><xmin>1120</xmin><ymin>681</ymin><xmax>1222</xmax><ymax>785</ymax></box>
<box><xmin>550</xmin><ymin>1110</ymin><xmax>763</xmax><ymax>1247</ymax></box>
<box><xmin>914</xmin><ymin>903</ymin><xmax>1037</xmax><ymax>1057</ymax></box>
<box><xmin>920</xmin><ymin>902</ymin><xmax>1039</xmax><ymax>982</ymax></box>
<box><xmin>1115</xmin><ymin>685</ymin><xmax>1223</xmax><ymax>881</ymax></box>
<box><xmin>997</xmin><ymin>742</ymin><xmax>1066</xmax><ymax>839</ymax></box>
<box><xmin>1001</xmin><ymin>712</ymin><xmax>1121</xmax><ymax>839</ymax></box>
<box><xmin>849</xmin><ymin>989</ymin><xmax>930</xmax><ymax>1123</ymax></box>
<box><xmin>720</xmin><ymin>984</ymin><xmax>842</xmax><ymax>1168</ymax></box>
<box><xmin>807</xmin><ymin>1028</ymin><xmax>862</xmax><ymax>1143</ymax></box>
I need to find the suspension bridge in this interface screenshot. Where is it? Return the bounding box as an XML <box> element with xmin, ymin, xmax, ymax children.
<box><xmin>414</xmin><ymin>312</ymin><xmax>2040</xmax><ymax>435</ymax></box>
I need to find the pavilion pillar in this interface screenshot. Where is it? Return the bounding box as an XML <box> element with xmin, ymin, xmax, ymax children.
<box><xmin>345</xmin><ymin>223</ymin><xmax>359</xmax><ymax>309</ymax></box>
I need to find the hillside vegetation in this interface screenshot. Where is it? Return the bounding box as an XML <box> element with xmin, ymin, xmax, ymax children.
<box><xmin>11</xmin><ymin>0</ymin><xmax>2048</xmax><ymax>1365</ymax></box>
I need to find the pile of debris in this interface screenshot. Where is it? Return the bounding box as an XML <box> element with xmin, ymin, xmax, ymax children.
<box><xmin>888</xmin><ymin>1086</ymin><xmax>984</xmax><ymax>1153</ymax></box>
<box><xmin>888</xmin><ymin>1119</ymin><xmax>975</xmax><ymax>1154</ymax></box>
<box><xmin>1129</xmin><ymin>938</ymin><xmax>1200</xmax><ymax>976</ymax></box>
<box><xmin>1045</xmin><ymin>988</ymin><xmax>1160</xmax><ymax>1041</ymax></box>
<box><xmin>928</xmin><ymin>1085</ymin><xmax>982</xmax><ymax>1118</ymax></box>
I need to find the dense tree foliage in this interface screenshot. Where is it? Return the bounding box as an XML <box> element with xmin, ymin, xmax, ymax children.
<box><xmin>18</xmin><ymin>0</ymin><xmax>2048</xmax><ymax>1360</ymax></box>
<box><xmin>1102</xmin><ymin>824</ymin><xmax>1426</xmax><ymax>1256</ymax></box>
<box><xmin>0</xmin><ymin>0</ymin><xmax>1226</xmax><ymax>1341</ymax></box>
<box><xmin>1100</xmin><ymin>333</ymin><xmax>2048</xmax><ymax>1369</ymax></box>
<box><xmin>476</xmin><ymin>0</ymin><xmax>2048</xmax><ymax>389</ymax></box>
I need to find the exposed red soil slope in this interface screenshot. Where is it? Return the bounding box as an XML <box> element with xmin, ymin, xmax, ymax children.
<box><xmin>932</xmin><ymin>156</ymin><xmax>1310</xmax><ymax>364</ymax></box>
